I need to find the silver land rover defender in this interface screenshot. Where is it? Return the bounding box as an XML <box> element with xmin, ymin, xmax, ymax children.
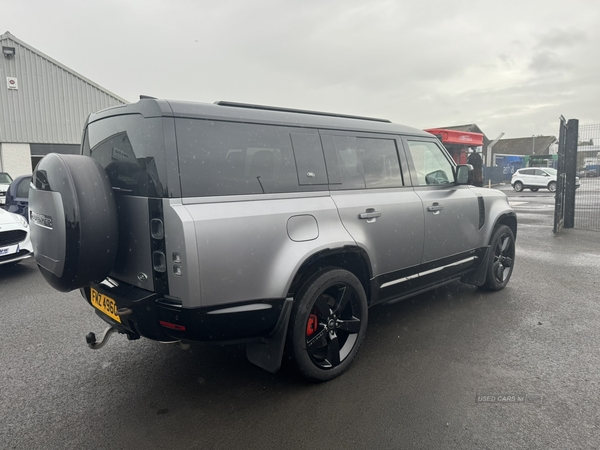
<box><xmin>29</xmin><ymin>99</ymin><xmax>516</xmax><ymax>381</ymax></box>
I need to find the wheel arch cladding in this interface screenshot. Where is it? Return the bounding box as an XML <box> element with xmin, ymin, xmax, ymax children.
<box><xmin>495</xmin><ymin>213</ymin><xmax>517</xmax><ymax>240</ymax></box>
<box><xmin>287</xmin><ymin>247</ymin><xmax>373</xmax><ymax>304</ymax></box>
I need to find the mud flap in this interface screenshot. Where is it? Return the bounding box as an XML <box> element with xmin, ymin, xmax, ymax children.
<box><xmin>461</xmin><ymin>245</ymin><xmax>491</xmax><ymax>287</ymax></box>
<box><xmin>246</xmin><ymin>297</ymin><xmax>293</xmax><ymax>373</ymax></box>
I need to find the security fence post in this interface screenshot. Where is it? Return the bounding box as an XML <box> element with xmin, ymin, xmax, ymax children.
<box><xmin>564</xmin><ymin>119</ymin><xmax>578</xmax><ymax>228</ymax></box>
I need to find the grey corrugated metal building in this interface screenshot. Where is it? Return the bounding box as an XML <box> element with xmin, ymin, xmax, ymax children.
<box><xmin>1</xmin><ymin>31</ymin><xmax>127</xmax><ymax>177</ymax></box>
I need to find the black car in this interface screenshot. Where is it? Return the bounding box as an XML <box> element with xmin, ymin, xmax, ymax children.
<box><xmin>4</xmin><ymin>174</ymin><xmax>31</xmax><ymax>221</ymax></box>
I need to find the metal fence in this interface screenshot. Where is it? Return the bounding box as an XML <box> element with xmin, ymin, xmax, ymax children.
<box><xmin>554</xmin><ymin>117</ymin><xmax>569</xmax><ymax>234</ymax></box>
<box><xmin>574</xmin><ymin>123</ymin><xmax>600</xmax><ymax>231</ymax></box>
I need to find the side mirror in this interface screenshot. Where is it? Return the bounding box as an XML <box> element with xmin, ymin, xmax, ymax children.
<box><xmin>456</xmin><ymin>164</ymin><xmax>473</xmax><ymax>185</ymax></box>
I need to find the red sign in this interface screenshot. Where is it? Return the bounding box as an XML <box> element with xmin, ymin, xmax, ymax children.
<box><xmin>424</xmin><ymin>128</ymin><xmax>483</xmax><ymax>146</ymax></box>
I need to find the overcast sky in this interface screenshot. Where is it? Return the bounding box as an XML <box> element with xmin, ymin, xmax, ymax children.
<box><xmin>3</xmin><ymin>0</ymin><xmax>600</xmax><ymax>139</ymax></box>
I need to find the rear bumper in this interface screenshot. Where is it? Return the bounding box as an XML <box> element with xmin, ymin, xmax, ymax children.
<box><xmin>81</xmin><ymin>282</ymin><xmax>286</xmax><ymax>344</ymax></box>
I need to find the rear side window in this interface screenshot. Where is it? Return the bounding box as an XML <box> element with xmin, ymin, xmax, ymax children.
<box><xmin>83</xmin><ymin>115</ymin><xmax>168</xmax><ymax>197</ymax></box>
<box><xmin>323</xmin><ymin>135</ymin><xmax>403</xmax><ymax>189</ymax></box>
<box><xmin>176</xmin><ymin>119</ymin><xmax>325</xmax><ymax>197</ymax></box>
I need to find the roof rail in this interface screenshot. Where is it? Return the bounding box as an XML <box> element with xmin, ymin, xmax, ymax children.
<box><xmin>214</xmin><ymin>101</ymin><xmax>391</xmax><ymax>123</ymax></box>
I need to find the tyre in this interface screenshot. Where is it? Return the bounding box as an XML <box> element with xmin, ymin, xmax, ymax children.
<box><xmin>513</xmin><ymin>181</ymin><xmax>523</xmax><ymax>192</ymax></box>
<box><xmin>287</xmin><ymin>268</ymin><xmax>368</xmax><ymax>382</ymax></box>
<box><xmin>548</xmin><ymin>181</ymin><xmax>557</xmax><ymax>192</ymax></box>
<box><xmin>481</xmin><ymin>225</ymin><xmax>515</xmax><ymax>291</ymax></box>
<box><xmin>29</xmin><ymin>154</ymin><xmax>118</xmax><ymax>292</ymax></box>
<box><xmin>530</xmin><ymin>188</ymin><xmax>539</xmax><ymax>192</ymax></box>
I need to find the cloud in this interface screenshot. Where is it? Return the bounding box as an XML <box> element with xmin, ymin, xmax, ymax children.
<box><xmin>4</xmin><ymin>0</ymin><xmax>600</xmax><ymax>140</ymax></box>
<box><xmin>535</xmin><ymin>29</ymin><xmax>587</xmax><ymax>49</ymax></box>
<box><xmin>529</xmin><ymin>50</ymin><xmax>570</xmax><ymax>73</ymax></box>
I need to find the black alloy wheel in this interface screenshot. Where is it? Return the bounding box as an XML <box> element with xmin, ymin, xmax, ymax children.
<box><xmin>548</xmin><ymin>181</ymin><xmax>557</xmax><ymax>192</ymax></box>
<box><xmin>481</xmin><ymin>224</ymin><xmax>515</xmax><ymax>291</ymax></box>
<box><xmin>288</xmin><ymin>268</ymin><xmax>368</xmax><ymax>382</ymax></box>
<box><xmin>513</xmin><ymin>181</ymin><xmax>524</xmax><ymax>192</ymax></box>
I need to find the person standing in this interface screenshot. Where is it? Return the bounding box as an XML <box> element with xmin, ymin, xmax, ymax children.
<box><xmin>467</xmin><ymin>148</ymin><xmax>484</xmax><ymax>187</ymax></box>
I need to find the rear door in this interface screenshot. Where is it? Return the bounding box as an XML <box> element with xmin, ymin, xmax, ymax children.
<box><xmin>403</xmin><ymin>139</ymin><xmax>480</xmax><ymax>264</ymax></box>
<box><xmin>533</xmin><ymin>169</ymin><xmax>550</xmax><ymax>187</ymax></box>
<box><xmin>321</xmin><ymin>132</ymin><xmax>424</xmax><ymax>302</ymax></box>
<box><xmin>520</xmin><ymin>169</ymin><xmax>535</xmax><ymax>186</ymax></box>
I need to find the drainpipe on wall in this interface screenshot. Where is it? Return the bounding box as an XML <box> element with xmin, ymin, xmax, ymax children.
<box><xmin>486</xmin><ymin>132</ymin><xmax>505</xmax><ymax>166</ymax></box>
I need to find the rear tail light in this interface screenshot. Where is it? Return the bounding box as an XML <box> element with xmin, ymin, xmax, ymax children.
<box><xmin>153</xmin><ymin>251</ymin><xmax>166</xmax><ymax>272</ymax></box>
<box><xmin>151</xmin><ymin>219</ymin><xmax>164</xmax><ymax>239</ymax></box>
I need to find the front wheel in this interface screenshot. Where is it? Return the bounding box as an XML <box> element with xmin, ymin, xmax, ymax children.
<box><xmin>287</xmin><ymin>268</ymin><xmax>368</xmax><ymax>382</ymax></box>
<box><xmin>513</xmin><ymin>181</ymin><xmax>524</xmax><ymax>192</ymax></box>
<box><xmin>548</xmin><ymin>181</ymin><xmax>557</xmax><ymax>192</ymax></box>
<box><xmin>480</xmin><ymin>225</ymin><xmax>516</xmax><ymax>291</ymax></box>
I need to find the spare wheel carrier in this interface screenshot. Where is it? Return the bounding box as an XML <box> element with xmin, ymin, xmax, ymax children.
<box><xmin>29</xmin><ymin>154</ymin><xmax>118</xmax><ymax>292</ymax></box>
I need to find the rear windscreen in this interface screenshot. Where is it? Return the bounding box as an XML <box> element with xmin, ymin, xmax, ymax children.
<box><xmin>83</xmin><ymin>115</ymin><xmax>168</xmax><ymax>197</ymax></box>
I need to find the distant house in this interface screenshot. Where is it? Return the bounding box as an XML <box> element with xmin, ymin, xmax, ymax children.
<box><xmin>0</xmin><ymin>31</ymin><xmax>127</xmax><ymax>177</ymax></box>
<box><xmin>491</xmin><ymin>136</ymin><xmax>557</xmax><ymax>159</ymax></box>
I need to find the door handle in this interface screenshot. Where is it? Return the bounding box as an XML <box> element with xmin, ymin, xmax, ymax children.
<box><xmin>359</xmin><ymin>208</ymin><xmax>382</xmax><ymax>220</ymax></box>
<box><xmin>427</xmin><ymin>203</ymin><xmax>444</xmax><ymax>214</ymax></box>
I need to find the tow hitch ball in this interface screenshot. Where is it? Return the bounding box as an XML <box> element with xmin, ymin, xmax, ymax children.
<box><xmin>85</xmin><ymin>326</ymin><xmax>118</xmax><ymax>349</ymax></box>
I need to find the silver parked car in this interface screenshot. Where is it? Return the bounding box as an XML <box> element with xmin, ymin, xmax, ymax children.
<box><xmin>29</xmin><ymin>99</ymin><xmax>517</xmax><ymax>381</ymax></box>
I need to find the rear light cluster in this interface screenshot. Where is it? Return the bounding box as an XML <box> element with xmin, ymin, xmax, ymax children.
<box><xmin>151</xmin><ymin>219</ymin><xmax>167</xmax><ymax>273</ymax></box>
<box><xmin>153</xmin><ymin>251</ymin><xmax>166</xmax><ymax>272</ymax></box>
<box><xmin>149</xmin><ymin>200</ymin><xmax>169</xmax><ymax>293</ymax></box>
<box><xmin>149</xmin><ymin>202</ymin><xmax>183</xmax><ymax>291</ymax></box>
<box><xmin>150</xmin><ymin>224</ymin><xmax>183</xmax><ymax>276</ymax></box>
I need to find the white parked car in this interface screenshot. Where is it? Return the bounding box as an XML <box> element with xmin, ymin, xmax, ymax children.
<box><xmin>0</xmin><ymin>172</ymin><xmax>13</xmax><ymax>206</ymax></box>
<box><xmin>0</xmin><ymin>208</ymin><xmax>33</xmax><ymax>266</ymax></box>
<box><xmin>511</xmin><ymin>167</ymin><xmax>579</xmax><ymax>192</ymax></box>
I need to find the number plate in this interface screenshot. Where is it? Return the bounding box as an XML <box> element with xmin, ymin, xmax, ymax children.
<box><xmin>90</xmin><ymin>288</ymin><xmax>121</xmax><ymax>323</ymax></box>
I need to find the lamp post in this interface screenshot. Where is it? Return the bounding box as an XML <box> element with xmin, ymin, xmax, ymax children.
<box><xmin>532</xmin><ymin>135</ymin><xmax>535</xmax><ymax>155</ymax></box>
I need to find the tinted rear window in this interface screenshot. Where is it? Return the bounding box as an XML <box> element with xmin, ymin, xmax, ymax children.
<box><xmin>16</xmin><ymin>177</ymin><xmax>31</xmax><ymax>198</ymax></box>
<box><xmin>176</xmin><ymin>119</ymin><xmax>316</xmax><ymax>197</ymax></box>
<box><xmin>322</xmin><ymin>135</ymin><xmax>404</xmax><ymax>189</ymax></box>
<box><xmin>83</xmin><ymin>115</ymin><xmax>168</xmax><ymax>197</ymax></box>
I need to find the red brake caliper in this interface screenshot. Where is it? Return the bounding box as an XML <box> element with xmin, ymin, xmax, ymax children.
<box><xmin>306</xmin><ymin>314</ymin><xmax>318</xmax><ymax>336</ymax></box>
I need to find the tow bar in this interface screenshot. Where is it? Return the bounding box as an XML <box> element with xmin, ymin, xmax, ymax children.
<box><xmin>85</xmin><ymin>326</ymin><xmax>118</xmax><ymax>349</ymax></box>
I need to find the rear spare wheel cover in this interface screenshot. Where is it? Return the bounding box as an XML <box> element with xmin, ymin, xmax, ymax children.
<box><xmin>29</xmin><ymin>154</ymin><xmax>118</xmax><ymax>292</ymax></box>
